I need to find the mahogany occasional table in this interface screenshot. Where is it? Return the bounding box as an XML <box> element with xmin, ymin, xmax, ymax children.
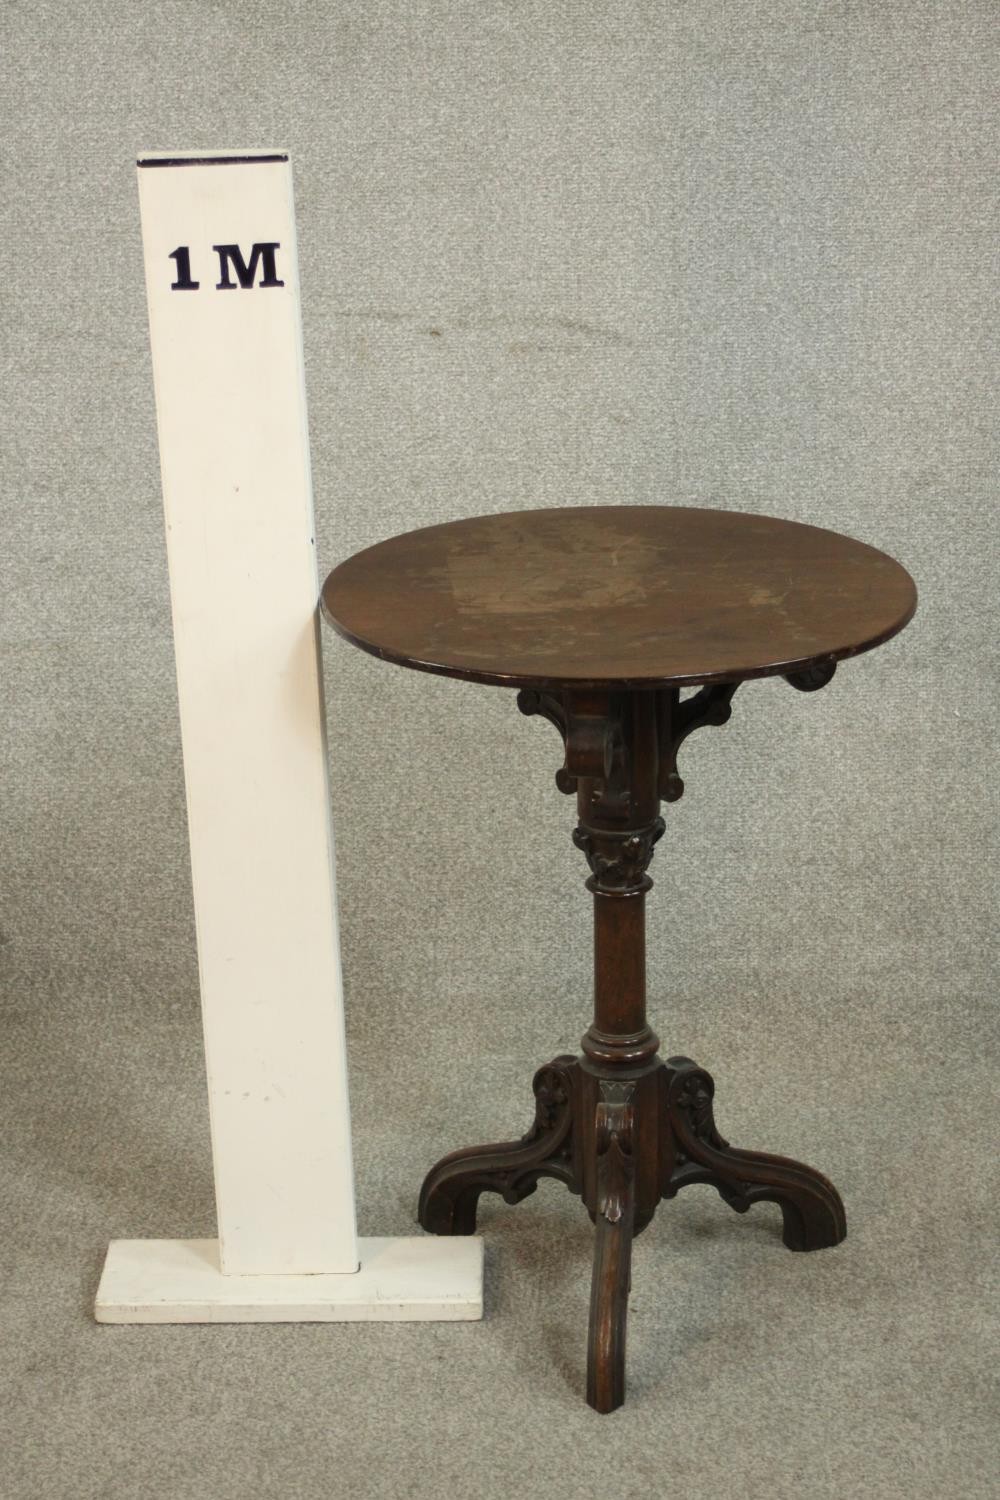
<box><xmin>321</xmin><ymin>505</ymin><xmax>916</xmax><ymax>1412</ymax></box>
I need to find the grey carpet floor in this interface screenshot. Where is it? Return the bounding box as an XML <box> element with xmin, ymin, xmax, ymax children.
<box><xmin>2</xmin><ymin>657</ymin><xmax>996</xmax><ymax>1498</ymax></box>
<box><xmin>2</xmin><ymin>978</ymin><xmax>996</xmax><ymax>1500</ymax></box>
<box><xmin>3</xmin><ymin>1</ymin><xmax>998</xmax><ymax>1494</ymax></box>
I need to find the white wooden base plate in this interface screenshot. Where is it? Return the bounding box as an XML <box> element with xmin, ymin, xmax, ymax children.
<box><xmin>95</xmin><ymin>1236</ymin><xmax>484</xmax><ymax>1323</ymax></box>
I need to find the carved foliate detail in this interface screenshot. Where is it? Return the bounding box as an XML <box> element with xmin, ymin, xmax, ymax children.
<box><xmin>533</xmin><ymin>1063</ymin><xmax>573</xmax><ymax>1134</ymax></box>
<box><xmin>588</xmin><ymin>1080</ymin><xmax>637</xmax><ymax>1412</ymax></box>
<box><xmin>668</xmin><ymin>1061</ymin><xmax>729</xmax><ymax>1153</ymax></box>
<box><xmin>595</xmin><ymin>1082</ymin><xmax>635</xmax><ymax>1225</ymax></box>
<box><xmin>573</xmin><ymin>817</ymin><xmax>665</xmax><ymax>893</ymax></box>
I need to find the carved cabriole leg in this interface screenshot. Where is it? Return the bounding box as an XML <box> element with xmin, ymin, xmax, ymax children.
<box><xmin>661</xmin><ymin>1058</ymin><xmax>847</xmax><ymax>1251</ymax></box>
<box><xmin>587</xmin><ymin>1081</ymin><xmax>636</xmax><ymax>1414</ymax></box>
<box><xmin>417</xmin><ymin>1057</ymin><xmax>581</xmax><ymax>1235</ymax></box>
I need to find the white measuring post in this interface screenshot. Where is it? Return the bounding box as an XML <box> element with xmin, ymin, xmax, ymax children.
<box><xmin>95</xmin><ymin>149</ymin><xmax>481</xmax><ymax>1322</ymax></box>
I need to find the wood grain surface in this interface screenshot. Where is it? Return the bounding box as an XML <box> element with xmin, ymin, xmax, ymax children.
<box><xmin>321</xmin><ymin>506</ymin><xmax>916</xmax><ymax>689</ymax></box>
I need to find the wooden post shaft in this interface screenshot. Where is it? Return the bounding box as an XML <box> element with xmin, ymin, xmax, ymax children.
<box><xmin>584</xmin><ymin>890</ymin><xmax>659</xmax><ymax>1069</ymax></box>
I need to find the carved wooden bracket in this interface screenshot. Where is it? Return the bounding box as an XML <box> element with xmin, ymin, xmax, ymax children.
<box><xmin>520</xmin><ymin>665</ymin><xmax>835</xmax><ymax>814</ymax></box>
<box><xmin>519</xmin><ymin>682</ymin><xmax>740</xmax><ymax>812</ymax></box>
<box><xmin>656</xmin><ymin>683</ymin><xmax>739</xmax><ymax>803</ymax></box>
<box><xmin>517</xmin><ymin>688</ymin><xmax>622</xmax><ymax>795</ymax></box>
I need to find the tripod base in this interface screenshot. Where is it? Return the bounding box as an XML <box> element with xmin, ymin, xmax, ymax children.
<box><xmin>418</xmin><ymin>1053</ymin><xmax>845</xmax><ymax>1412</ymax></box>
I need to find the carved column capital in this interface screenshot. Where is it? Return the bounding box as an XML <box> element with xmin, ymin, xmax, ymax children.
<box><xmin>572</xmin><ymin>817</ymin><xmax>666</xmax><ymax>895</ymax></box>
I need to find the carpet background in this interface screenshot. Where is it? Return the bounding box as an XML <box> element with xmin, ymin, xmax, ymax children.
<box><xmin>1</xmin><ymin>3</ymin><xmax>996</xmax><ymax>1497</ymax></box>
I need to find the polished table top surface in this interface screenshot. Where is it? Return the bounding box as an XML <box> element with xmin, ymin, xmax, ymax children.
<box><xmin>321</xmin><ymin>506</ymin><xmax>917</xmax><ymax>690</ymax></box>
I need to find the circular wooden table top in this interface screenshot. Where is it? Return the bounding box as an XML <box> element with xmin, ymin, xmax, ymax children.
<box><xmin>321</xmin><ymin>506</ymin><xmax>916</xmax><ymax>690</ymax></box>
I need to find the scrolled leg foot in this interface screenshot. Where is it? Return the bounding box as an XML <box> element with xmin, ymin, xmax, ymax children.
<box><xmin>418</xmin><ymin>1057</ymin><xmax>580</xmax><ymax>1235</ymax></box>
<box><xmin>586</xmin><ymin>1082</ymin><xmax>636</xmax><ymax>1414</ymax></box>
<box><xmin>663</xmin><ymin>1057</ymin><xmax>846</xmax><ymax>1252</ymax></box>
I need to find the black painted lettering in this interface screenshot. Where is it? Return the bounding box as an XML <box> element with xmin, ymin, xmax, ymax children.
<box><xmin>213</xmin><ymin>242</ymin><xmax>285</xmax><ymax>290</ymax></box>
<box><xmin>168</xmin><ymin>245</ymin><xmax>199</xmax><ymax>290</ymax></box>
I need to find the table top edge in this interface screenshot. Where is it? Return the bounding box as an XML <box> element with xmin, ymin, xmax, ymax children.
<box><xmin>319</xmin><ymin>587</ymin><xmax>917</xmax><ymax>692</ymax></box>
